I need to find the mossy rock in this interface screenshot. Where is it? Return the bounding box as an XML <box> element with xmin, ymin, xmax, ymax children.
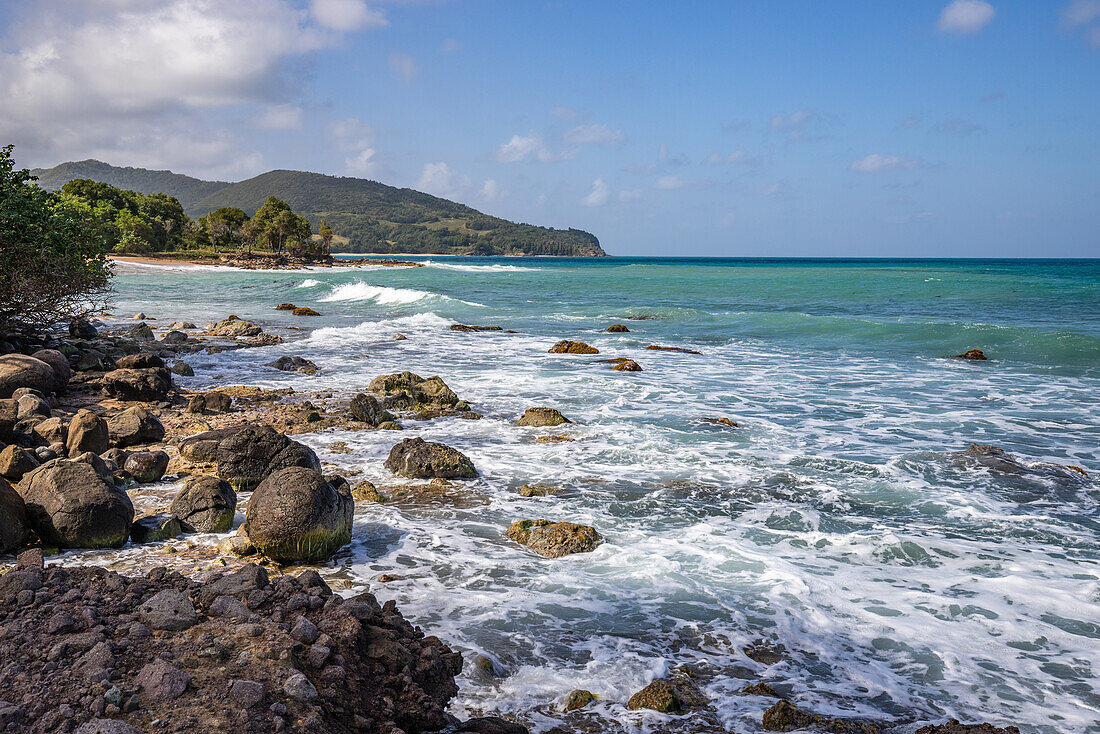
<box><xmin>293</xmin><ymin>307</ymin><xmax>321</xmax><ymax>316</ymax></box>
<box><xmin>505</xmin><ymin>518</ymin><xmax>601</xmax><ymax>558</ymax></box>
<box><xmin>565</xmin><ymin>689</ymin><xmax>596</xmax><ymax>711</ymax></box>
<box><xmin>548</xmin><ymin>340</ymin><xmax>598</xmax><ymax>354</ymax></box>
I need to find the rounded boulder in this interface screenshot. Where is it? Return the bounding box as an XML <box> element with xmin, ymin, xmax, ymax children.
<box><xmin>0</xmin><ymin>355</ymin><xmax>55</xmax><ymax>398</ymax></box>
<box><xmin>17</xmin><ymin>459</ymin><xmax>134</xmax><ymax>548</ymax></box>
<box><xmin>243</xmin><ymin>466</ymin><xmax>353</xmax><ymax>563</ymax></box>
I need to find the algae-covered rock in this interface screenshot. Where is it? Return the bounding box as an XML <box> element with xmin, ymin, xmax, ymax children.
<box><xmin>171</xmin><ymin>475</ymin><xmax>237</xmax><ymax>533</ymax></box>
<box><xmin>178</xmin><ymin>423</ymin><xmax>321</xmax><ymax>490</ymax></box>
<box><xmin>243</xmin><ymin>466</ymin><xmax>353</xmax><ymax>563</ymax></box>
<box><xmin>516</xmin><ymin>407</ymin><xmax>571</xmax><ymax>427</ymax></box>
<box><xmin>369</xmin><ymin>371</ymin><xmax>464</xmax><ymax>412</ymax></box>
<box><xmin>565</xmin><ymin>689</ymin><xmax>596</xmax><ymax>711</ymax></box>
<box><xmin>384</xmin><ymin>437</ymin><xmax>478</xmax><ymax>479</ymax></box>
<box><xmin>548</xmin><ymin>340</ymin><xmax>599</xmax><ymax>354</ymax></box>
<box><xmin>504</xmin><ymin>519</ymin><xmax>600</xmax><ymax>558</ymax></box>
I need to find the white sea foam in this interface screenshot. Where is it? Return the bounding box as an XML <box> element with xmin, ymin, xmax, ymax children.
<box><xmin>320</xmin><ymin>280</ymin><xmax>440</xmax><ymax>305</ymax></box>
<box><xmin>423</xmin><ymin>259</ymin><xmax>539</xmax><ymax>273</ymax></box>
<box><xmin>297</xmin><ymin>278</ymin><xmax>322</xmax><ymax>288</ymax></box>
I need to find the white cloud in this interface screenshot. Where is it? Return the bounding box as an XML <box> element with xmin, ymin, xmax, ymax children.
<box><xmin>389</xmin><ymin>53</ymin><xmax>420</xmax><ymax>83</ymax></box>
<box><xmin>345</xmin><ymin>148</ymin><xmax>381</xmax><ymax>176</ymax></box>
<box><xmin>654</xmin><ymin>175</ymin><xmax>686</xmax><ymax>190</ymax></box>
<box><xmin>706</xmin><ymin>150</ymin><xmax>747</xmax><ymax>165</ymax></box>
<box><xmin>937</xmin><ymin>0</ymin><xmax>995</xmax><ymax>34</ymax></box>
<box><xmin>417</xmin><ymin>162</ymin><xmax>470</xmax><ymax>199</ymax></box>
<box><xmin>479</xmin><ymin>179</ymin><xmax>505</xmax><ymax>202</ymax></box>
<box><xmin>326</xmin><ymin>118</ymin><xmax>375</xmax><ymax>151</ymax></box>
<box><xmin>494</xmin><ymin>132</ymin><xmax>572</xmax><ymax>163</ymax></box>
<box><xmin>563</xmin><ymin>124</ymin><xmax>624</xmax><ymax>147</ymax></box>
<box><xmin>1061</xmin><ymin>0</ymin><xmax>1100</xmax><ymax>26</ymax></box>
<box><xmin>581</xmin><ymin>177</ymin><xmax>611</xmax><ymax>207</ymax></box>
<box><xmin>311</xmin><ymin>0</ymin><xmax>387</xmax><ymax>31</ymax></box>
<box><xmin>850</xmin><ymin>154</ymin><xmax>923</xmax><ymax>173</ymax></box>
<box><xmin>252</xmin><ymin>104</ymin><xmax>303</xmax><ymax>130</ymax></box>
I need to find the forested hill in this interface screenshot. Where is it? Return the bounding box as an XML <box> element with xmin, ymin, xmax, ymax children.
<box><xmin>30</xmin><ymin>161</ymin><xmax>607</xmax><ymax>257</ymax></box>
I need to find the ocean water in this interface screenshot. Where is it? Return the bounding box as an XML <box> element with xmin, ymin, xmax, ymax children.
<box><xmin>103</xmin><ymin>258</ymin><xmax>1100</xmax><ymax>732</ymax></box>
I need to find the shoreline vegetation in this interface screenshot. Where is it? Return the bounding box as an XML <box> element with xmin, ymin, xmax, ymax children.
<box><xmin>1</xmin><ymin>146</ymin><xmax>1032</xmax><ymax>732</ymax></box>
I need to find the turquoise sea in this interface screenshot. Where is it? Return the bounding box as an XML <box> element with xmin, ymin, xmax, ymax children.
<box><xmin>104</xmin><ymin>257</ymin><xmax>1100</xmax><ymax>733</ymax></box>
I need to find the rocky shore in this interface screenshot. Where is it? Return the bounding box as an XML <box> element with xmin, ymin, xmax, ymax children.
<box><xmin>111</xmin><ymin>253</ymin><xmax>424</xmax><ymax>271</ymax></box>
<box><xmin>0</xmin><ymin>311</ymin><xmax>1042</xmax><ymax>733</ymax></box>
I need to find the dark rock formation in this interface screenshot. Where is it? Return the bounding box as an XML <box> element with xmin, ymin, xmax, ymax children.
<box><xmin>31</xmin><ymin>349</ymin><xmax>73</xmax><ymax>392</ymax></box>
<box><xmin>450</xmin><ymin>324</ymin><xmax>503</xmax><ymax>332</ymax></box>
<box><xmin>369</xmin><ymin>371</ymin><xmax>465</xmax><ymax>413</ymax></box>
<box><xmin>266</xmin><ymin>356</ymin><xmax>320</xmax><ymax>374</ymax></box>
<box><xmin>548</xmin><ymin>340</ymin><xmax>598</xmax><ymax>354</ymax></box>
<box><xmin>209</xmin><ymin>318</ymin><xmax>263</xmax><ymax>337</ymax></box>
<box><xmin>178</xmin><ymin>423</ymin><xmax>321</xmax><ymax>490</ymax></box>
<box><xmin>607</xmin><ymin>358</ymin><xmax>642</xmax><ymax>371</ymax></box>
<box><xmin>516</xmin><ymin>407</ymin><xmax>571</xmax><ymax>427</ymax></box>
<box><xmin>954</xmin><ymin>349</ymin><xmax>988</xmax><ymax>360</ymax></box>
<box><xmin>915</xmin><ymin>720</ymin><xmax>1021</xmax><ymax>734</ymax></box>
<box><xmin>130</xmin><ymin>513</ymin><xmax>182</xmax><ymax>543</ymax></box>
<box><xmin>349</xmin><ymin>393</ymin><xmax>395</xmax><ymax>426</ymax></box>
<box><xmin>0</xmin><ymin>444</ymin><xmax>39</xmax><ymax>482</ymax></box>
<box><xmin>606</xmin><ymin>324</ymin><xmax>630</xmax><ymax>332</ymax></box>
<box><xmin>243</xmin><ymin>466</ymin><xmax>353</xmax><ymax>563</ymax></box>
<box><xmin>115</xmin><ymin>354</ymin><xmax>166</xmax><ymax>370</ymax></box>
<box><xmin>170</xmin><ymin>475</ymin><xmax>237</xmax><ymax>533</ymax></box>
<box><xmin>646</xmin><ymin>344</ymin><xmax>702</xmax><ymax>354</ymax></box>
<box><xmin>292</xmin><ymin>307</ymin><xmax>321</xmax><ymax>316</ymax></box>
<box><xmin>504</xmin><ymin>519</ymin><xmax>601</xmax><ymax>558</ymax></box>
<box><xmin>186</xmin><ymin>391</ymin><xmax>233</xmax><ymax>414</ymax></box>
<box><xmin>107</xmin><ymin>405</ymin><xmax>166</xmax><ymax>448</ymax></box>
<box><xmin>0</xmin><ymin>477</ymin><xmax>30</xmax><ymax>552</ymax></box>
<box><xmin>124</xmin><ymin>450</ymin><xmax>170</xmax><ymax>483</ymax></box>
<box><xmin>16</xmin><ymin>458</ymin><xmax>134</xmax><ymax>548</ymax></box>
<box><xmin>955</xmin><ymin>444</ymin><xmax>1089</xmax><ymax>479</ymax></box>
<box><xmin>101</xmin><ymin>367</ymin><xmax>172</xmax><ymax>402</ymax></box>
<box><xmin>384</xmin><ymin>437</ymin><xmax>478</xmax><ymax>479</ymax></box>
<box><xmin>626</xmin><ymin>672</ymin><xmax>707</xmax><ymax>714</ymax></box>
<box><xmin>70</xmin><ymin>317</ymin><xmax>99</xmax><ymax>339</ymax></box>
<box><xmin>171</xmin><ymin>361</ymin><xmax>194</xmax><ymax>377</ymax></box>
<box><xmin>761</xmin><ymin>699</ymin><xmax>880</xmax><ymax>733</ymax></box>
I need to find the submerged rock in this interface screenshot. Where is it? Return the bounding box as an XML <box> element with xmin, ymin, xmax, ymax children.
<box><xmin>607</xmin><ymin>324</ymin><xmax>630</xmax><ymax>332</ymax></box>
<box><xmin>955</xmin><ymin>444</ymin><xmax>1088</xmax><ymax>479</ymax></box>
<box><xmin>266</xmin><ymin>355</ymin><xmax>320</xmax><ymax>374</ymax></box>
<box><xmin>209</xmin><ymin>317</ymin><xmax>263</xmax><ymax>337</ymax></box>
<box><xmin>384</xmin><ymin>437</ymin><xmax>478</xmax><ymax>479</ymax></box>
<box><xmin>178</xmin><ymin>423</ymin><xmax>321</xmax><ymax>490</ymax></box>
<box><xmin>170</xmin><ymin>475</ymin><xmax>237</xmax><ymax>533</ymax></box>
<box><xmin>606</xmin><ymin>358</ymin><xmax>642</xmax><ymax>371</ymax></box>
<box><xmin>170</xmin><ymin>361</ymin><xmax>194</xmax><ymax>377</ymax></box>
<box><xmin>565</xmin><ymin>689</ymin><xmax>596</xmax><ymax>711</ymax></box>
<box><xmin>548</xmin><ymin>340</ymin><xmax>599</xmax><ymax>354</ymax></box>
<box><xmin>626</xmin><ymin>672</ymin><xmax>707</xmax><ymax>714</ymax></box>
<box><xmin>450</xmin><ymin>324</ymin><xmax>503</xmax><ymax>332</ymax></box>
<box><xmin>292</xmin><ymin>307</ymin><xmax>320</xmax><ymax>316</ymax></box>
<box><xmin>130</xmin><ymin>512</ymin><xmax>182</xmax><ymax>543</ymax></box>
<box><xmin>275</xmin><ymin>303</ymin><xmax>296</xmax><ymax>311</ymax></box>
<box><xmin>516</xmin><ymin>407</ymin><xmax>571</xmax><ymax>427</ymax></box>
<box><xmin>17</xmin><ymin>458</ymin><xmax>134</xmax><ymax>548</ymax></box>
<box><xmin>369</xmin><ymin>371</ymin><xmax>467</xmax><ymax>414</ymax></box>
<box><xmin>761</xmin><ymin>699</ymin><xmax>880</xmax><ymax>733</ymax></box>
<box><xmin>243</xmin><ymin>466</ymin><xmax>353</xmax><ymax>563</ymax></box>
<box><xmin>646</xmin><ymin>344</ymin><xmax>702</xmax><ymax>354</ymax></box>
<box><xmin>504</xmin><ymin>519</ymin><xmax>601</xmax><ymax>558</ymax></box>
<box><xmin>954</xmin><ymin>349</ymin><xmax>988</xmax><ymax>360</ymax></box>
<box><xmin>915</xmin><ymin>720</ymin><xmax>1021</xmax><ymax>734</ymax></box>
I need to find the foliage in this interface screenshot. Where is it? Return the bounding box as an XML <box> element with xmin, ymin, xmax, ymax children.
<box><xmin>196</xmin><ymin>207</ymin><xmax>249</xmax><ymax>251</ymax></box>
<box><xmin>58</xmin><ymin>179</ymin><xmax>187</xmax><ymax>253</ymax></box>
<box><xmin>246</xmin><ymin>197</ymin><xmax>312</xmax><ymax>254</ymax></box>
<box><xmin>0</xmin><ymin>145</ymin><xmax>111</xmax><ymax>331</ymax></box>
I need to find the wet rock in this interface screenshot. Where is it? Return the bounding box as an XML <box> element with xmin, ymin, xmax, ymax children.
<box><xmin>450</xmin><ymin>324</ymin><xmax>503</xmax><ymax>332</ymax></box>
<box><xmin>243</xmin><ymin>466</ymin><xmax>353</xmax><ymax>563</ymax></box>
<box><xmin>124</xmin><ymin>450</ymin><xmax>170</xmax><ymax>483</ymax></box>
<box><xmin>171</xmin><ymin>361</ymin><xmax>194</xmax><ymax>377</ymax></box>
<box><xmin>178</xmin><ymin>423</ymin><xmax>321</xmax><ymax>489</ymax></box>
<box><xmin>349</xmin><ymin>393</ymin><xmax>395</xmax><ymax>426</ymax></box>
<box><xmin>369</xmin><ymin>371</ymin><xmax>465</xmax><ymax>413</ymax></box>
<box><xmin>504</xmin><ymin>519</ymin><xmax>601</xmax><ymax>558</ymax></box>
<box><xmin>101</xmin><ymin>367</ymin><xmax>172</xmax><ymax>402</ymax></box>
<box><xmin>138</xmin><ymin>589</ymin><xmax>198</xmax><ymax>631</ymax></box>
<box><xmin>548</xmin><ymin>340</ymin><xmax>599</xmax><ymax>354</ymax></box>
<box><xmin>107</xmin><ymin>405</ymin><xmax>165</xmax><ymax>448</ymax></box>
<box><xmin>955</xmin><ymin>349</ymin><xmax>988</xmax><ymax>360</ymax></box>
<box><xmin>17</xmin><ymin>458</ymin><xmax>134</xmax><ymax>548</ymax></box>
<box><xmin>171</xmin><ymin>475</ymin><xmax>237</xmax><ymax>533</ymax></box>
<box><xmin>351</xmin><ymin>480</ymin><xmax>385</xmax><ymax>502</ymax></box>
<box><xmin>129</xmin><ymin>322</ymin><xmax>155</xmax><ymax>340</ymax></box>
<box><xmin>275</xmin><ymin>303</ymin><xmax>296</xmax><ymax>311</ymax></box>
<box><xmin>744</xmin><ymin>641</ymin><xmax>785</xmax><ymax>665</ymax></box>
<box><xmin>130</xmin><ymin>512</ymin><xmax>182</xmax><ymax>543</ymax></box>
<box><xmin>646</xmin><ymin>344</ymin><xmax>702</xmax><ymax>354</ymax></box>
<box><xmin>169</xmin><ymin>321</ymin><xmax>197</xmax><ymax>329</ymax></box>
<box><xmin>955</xmin><ymin>444</ymin><xmax>1087</xmax><ymax>479</ymax></box>
<box><xmin>0</xmin><ymin>354</ymin><xmax>55</xmax><ymax>398</ymax></box>
<box><xmin>761</xmin><ymin>699</ymin><xmax>880</xmax><ymax>733</ymax></box>
<box><xmin>136</xmin><ymin>659</ymin><xmax>190</xmax><ymax>702</ymax></box>
<box><xmin>534</xmin><ymin>435</ymin><xmax>573</xmax><ymax>444</ymax></box>
<box><xmin>210</xmin><ymin>318</ymin><xmax>263</xmax><ymax>337</ymax></box>
<box><xmin>456</xmin><ymin>719</ymin><xmax>530</xmax><ymax>734</ymax></box>
<box><xmin>742</xmin><ymin>681</ymin><xmax>780</xmax><ymax>697</ymax></box>
<box><xmin>293</xmin><ymin>306</ymin><xmax>321</xmax><ymax>316</ymax></box>
<box><xmin>915</xmin><ymin>720</ymin><xmax>1021</xmax><ymax>734</ymax></box>
<box><xmin>244</xmin><ymin>333</ymin><xmax>283</xmax><ymax>347</ymax></box>
<box><xmin>115</xmin><ymin>354</ymin><xmax>166</xmax><ymax>369</ymax></box>
<box><xmin>0</xmin><ymin>444</ymin><xmax>39</xmax><ymax>481</ymax></box>
<box><xmin>607</xmin><ymin>358</ymin><xmax>642</xmax><ymax>371</ymax></box>
<box><xmin>267</xmin><ymin>356</ymin><xmax>320</xmax><ymax>374</ymax></box>
<box><xmin>565</xmin><ymin>689</ymin><xmax>596</xmax><ymax>711</ymax></box>
<box><xmin>517</xmin><ymin>407</ymin><xmax>571</xmax><ymax>427</ymax></box>
<box><xmin>66</xmin><ymin>409</ymin><xmax>110</xmax><ymax>457</ymax></box>
<box><xmin>607</xmin><ymin>324</ymin><xmax>630</xmax><ymax>332</ymax></box>
<box><xmin>161</xmin><ymin>330</ymin><xmax>188</xmax><ymax>344</ymax></box>
<box><xmin>31</xmin><ymin>349</ymin><xmax>73</xmax><ymax>392</ymax></box>
<box><xmin>0</xmin><ymin>477</ymin><xmax>31</xmax><ymax>552</ymax></box>
<box><xmin>701</xmin><ymin>417</ymin><xmax>739</xmax><ymax>429</ymax></box>
<box><xmin>384</xmin><ymin>437</ymin><xmax>478</xmax><ymax>479</ymax></box>
<box><xmin>69</xmin><ymin>317</ymin><xmax>98</xmax><ymax>339</ymax></box>
<box><xmin>393</xmin><ymin>333</ymin><xmax>407</xmax><ymax>340</ymax></box>
<box><xmin>517</xmin><ymin>484</ymin><xmax>557</xmax><ymax>497</ymax></box>
<box><xmin>627</xmin><ymin>672</ymin><xmax>707</xmax><ymax>714</ymax></box>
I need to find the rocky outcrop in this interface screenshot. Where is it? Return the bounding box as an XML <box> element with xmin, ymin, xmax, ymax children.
<box><xmin>0</xmin><ymin>559</ymin><xmax>464</xmax><ymax>733</ymax></box>
<box><xmin>606</xmin><ymin>358</ymin><xmax>642</xmax><ymax>371</ymax></box>
<box><xmin>761</xmin><ymin>699</ymin><xmax>880</xmax><ymax>733</ymax></box>
<box><xmin>66</xmin><ymin>409</ymin><xmax>110</xmax><ymax>458</ymax></box>
<box><xmin>170</xmin><ymin>475</ymin><xmax>237</xmax><ymax>533</ymax></box>
<box><xmin>369</xmin><ymin>372</ymin><xmax>468</xmax><ymax>414</ymax></box>
<box><xmin>914</xmin><ymin>720</ymin><xmax>1021</xmax><ymax>734</ymax></box>
<box><xmin>106</xmin><ymin>405</ymin><xmax>165</xmax><ymax>448</ymax></box>
<box><xmin>0</xmin><ymin>478</ymin><xmax>30</xmax><ymax>552</ymax></box>
<box><xmin>243</xmin><ymin>466</ymin><xmax>353</xmax><ymax>563</ymax></box>
<box><xmin>384</xmin><ymin>437</ymin><xmax>478</xmax><ymax>479</ymax></box>
<box><xmin>0</xmin><ymin>354</ymin><xmax>55</xmax><ymax>398</ymax></box>
<box><xmin>70</xmin><ymin>317</ymin><xmax>98</xmax><ymax>339</ymax></box>
<box><xmin>31</xmin><ymin>349</ymin><xmax>72</xmax><ymax>393</ymax></box>
<box><xmin>16</xmin><ymin>459</ymin><xmax>134</xmax><ymax>548</ymax></box>
<box><xmin>170</xmin><ymin>361</ymin><xmax>194</xmax><ymax>377</ymax></box>
<box><xmin>516</xmin><ymin>407</ymin><xmax>571</xmax><ymax>427</ymax></box>
<box><xmin>955</xmin><ymin>349</ymin><xmax>988</xmax><ymax>360</ymax></box>
<box><xmin>504</xmin><ymin>519</ymin><xmax>601</xmax><ymax>558</ymax></box>
<box><xmin>266</xmin><ymin>356</ymin><xmax>320</xmax><ymax>374</ymax></box>
<box><xmin>626</xmin><ymin>672</ymin><xmax>707</xmax><ymax>714</ymax></box>
<box><xmin>209</xmin><ymin>317</ymin><xmax>263</xmax><ymax>338</ymax></box>
<box><xmin>124</xmin><ymin>450</ymin><xmax>170</xmax><ymax>483</ymax></box>
<box><xmin>275</xmin><ymin>303</ymin><xmax>296</xmax><ymax>311</ymax></box>
<box><xmin>349</xmin><ymin>393</ymin><xmax>395</xmax><ymax>426</ymax></box>
<box><xmin>607</xmin><ymin>324</ymin><xmax>630</xmax><ymax>332</ymax></box>
<box><xmin>186</xmin><ymin>391</ymin><xmax>233</xmax><ymax>414</ymax></box>
<box><xmin>292</xmin><ymin>307</ymin><xmax>320</xmax><ymax>316</ymax></box>
<box><xmin>114</xmin><ymin>354</ymin><xmax>166</xmax><ymax>370</ymax></box>
<box><xmin>548</xmin><ymin>340</ymin><xmax>598</xmax><ymax>354</ymax></box>
<box><xmin>450</xmin><ymin>324</ymin><xmax>503</xmax><ymax>332</ymax></box>
<box><xmin>101</xmin><ymin>367</ymin><xmax>172</xmax><ymax>402</ymax></box>
<box><xmin>178</xmin><ymin>423</ymin><xmax>321</xmax><ymax>489</ymax></box>
<box><xmin>128</xmin><ymin>322</ymin><xmax>155</xmax><ymax>340</ymax></box>
<box><xmin>646</xmin><ymin>344</ymin><xmax>702</xmax><ymax>355</ymax></box>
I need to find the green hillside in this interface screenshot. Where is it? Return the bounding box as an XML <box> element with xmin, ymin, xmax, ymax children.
<box><xmin>31</xmin><ymin>161</ymin><xmax>606</xmax><ymax>256</ymax></box>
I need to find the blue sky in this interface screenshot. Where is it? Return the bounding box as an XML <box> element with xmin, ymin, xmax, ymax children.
<box><xmin>1</xmin><ymin>1</ymin><xmax>1097</xmax><ymax>257</ymax></box>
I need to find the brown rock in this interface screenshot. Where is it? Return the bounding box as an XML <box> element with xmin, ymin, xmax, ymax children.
<box><xmin>548</xmin><ymin>340</ymin><xmax>598</xmax><ymax>354</ymax></box>
<box><xmin>66</xmin><ymin>409</ymin><xmax>109</xmax><ymax>457</ymax></box>
<box><xmin>955</xmin><ymin>349</ymin><xmax>988</xmax><ymax>360</ymax></box>
<box><xmin>504</xmin><ymin>519</ymin><xmax>601</xmax><ymax>558</ymax></box>
<box><xmin>517</xmin><ymin>407</ymin><xmax>571</xmax><ymax>427</ymax></box>
<box><xmin>606</xmin><ymin>324</ymin><xmax>629</xmax><ymax>332</ymax></box>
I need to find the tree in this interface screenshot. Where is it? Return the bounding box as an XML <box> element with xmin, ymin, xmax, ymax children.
<box><xmin>247</xmin><ymin>196</ymin><xmax>311</xmax><ymax>254</ymax></box>
<box><xmin>197</xmin><ymin>207</ymin><xmax>249</xmax><ymax>252</ymax></box>
<box><xmin>0</xmin><ymin>145</ymin><xmax>111</xmax><ymax>332</ymax></box>
<box><xmin>319</xmin><ymin>219</ymin><xmax>334</xmax><ymax>254</ymax></box>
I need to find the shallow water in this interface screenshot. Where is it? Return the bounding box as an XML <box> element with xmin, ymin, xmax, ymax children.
<box><xmin>98</xmin><ymin>257</ymin><xmax>1100</xmax><ymax>732</ymax></box>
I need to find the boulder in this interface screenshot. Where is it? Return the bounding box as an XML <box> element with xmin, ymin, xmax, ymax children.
<box><xmin>955</xmin><ymin>349</ymin><xmax>988</xmax><ymax>360</ymax></box>
<box><xmin>349</xmin><ymin>393</ymin><xmax>395</xmax><ymax>426</ymax></box>
<box><xmin>101</xmin><ymin>367</ymin><xmax>172</xmax><ymax>402</ymax></box>
<box><xmin>646</xmin><ymin>344</ymin><xmax>702</xmax><ymax>355</ymax></box>
<box><xmin>548</xmin><ymin>340</ymin><xmax>599</xmax><ymax>354</ymax></box>
<box><xmin>243</xmin><ymin>466</ymin><xmax>353</xmax><ymax>563</ymax></box>
<box><xmin>266</xmin><ymin>356</ymin><xmax>319</xmax><ymax>374</ymax></box>
<box><xmin>210</xmin><ymin>318</ymin><xmax>262</xmax><ymax>337</ymax></box>
<box><xmin>565</xmin><ymin>690</ymin><xmax>596</xmax><ymax>711</ymax></box>
<box><xmin>170</xmin><ymin>475</ymin><xmax>237</xmax><ymax>533</ymax></box>
<box><xmin>129</xmin><ymin>322</ymin><xmax>155</xmax><ymax>340</ymax></box>
<box><xmin>138</xmin><ymin>589</ymin><xmax>198</xmax><ymax>631</ymax></box>
<box><xmin>15</xmin><ymin>393</ymin><xmax>50</xmax><ymax>419</ymax></box>
<box><xmin>915</xmin><ymin>719</ymin><xmax>1022</xmax><ymax>734</ymax></box>
<box><xmin>135</xmin><ymin>660</ymin><xmax>190</xmax><ymax>702</ymax></box>
<box><xmin>450</xmin><ymin>324</ymin><xmax>503</xmax><ymax>332</ymax></box>
<box><xmin>106</xmin><ymin>405</ymin><xmax>166</xmax><ymax>448</ymax></box>
<box><xmin>0</xmin><ymin>477</ymin><xmax>30</xmax><ymax>553</ymax></box>
<box><xmin>504</xmin><ymin>519</ymin><xmax>601</xmax><ymax>558</ymax></box>
<box><xmin>0</xmin><ymin>398</ymin><xmax>17</xmax><ymax>438</ymax></box>
<box><xmin>169</xmin><ymin>321</ymin><xmax>197</xmax><ymax>329</ymax></box>
<box><xmin>161</xmin><ymin>330</ymin><xmax>188</xmax><ymax>344</ymax></box>
<box><xmin>69</xmin><ymin>317</ymin><xmax>98</xmax><ymax>339</ymax></box>
<box><xmin>275</xmin><ymin>303</ymin><xmax>296</xmax><ymax>311</ymax></box>
<box><xmin>124</xmin><ymin>450</ymin><xmax>170</xmax><ymax>483</ymax></box>
<box><xmin>66</xmin><ymin>409</ymin><xmax>110</xmax><ymax>457</ymax></box>
<box><xmin>606</xmin><ymin>358</ymin><xmax>642</xmax><ymax>372</ymax></box>
<box><xmin>75</xmin><ymin>350</ymin><xmax>111</xmax><ymax>371</ymax></box>
<box><xmin>0</xmin><ymin>355</ymin><xmax>55</xmax><ymax>398</ymax></box>
<box><xmin>186</xmin><ymin>391</ymin><xmax>232</xmax><ymax>414</ymax></box>
<box><xmin>170</xmin><ymin>361</ymin><xmax>194</xmax><ymax>377</ymax></box>
<box><xmin>130</xmin><ymin>513</ymin><xmax>182</xmax><ymax>543</ymax></box>
<box><xmin>761</xmin><ymin>699</ymin><xmax>878</xmax><ymax>733</ymax></box>
<box><xmin>115</xmin><ymin>354</ymin><xmax>166</xmax><ymax>369</ymax></box>
<box><xmin>178</xmin><ymin>423</ymin><xmax>321</xmax><ymax>489</ymax></box>
<box><xmin>292</xmin><ymin>307</ymin><xmax>320</xmax><ymax>316</ymax></box>
<box><xmin>16</xmin><ymin>458</ymin><xmax>134</xmax><ymax>548</ymax></box>
<box><xmin>31</xmin><ymin>349</ymin><xmax>72</xmax><ymax>393</ymax></box>
<box><xmin>516</xmin><ymin>407</ymin><xmax>571</xmax><ymax>427</ymax></box>
<box><xmin>954</xmin><ymin>443</ymin><xmax>1087</xmax><ymax>479</ymax></box>
<box><xmin>0</xmin><ymin>445</ymin><xmax>39</xmax><ymax>482</ymax></box>
<box><xmin>30</xmin><ymin>416</ymin><xmax>68</xmax><ymax>445</ymax></box>
<box><xmin>369</xmin><ymin>371</ymin><xmax>464</xmax><ymax>412</ymax></box>
<box><xmin>606</xmin><ymin>324</ymin><xmax>630</xmax><ymax>332</ymax></box>
<box><xmin>71</xmin><ymin>450</ymin><xmax>112</xmax><ymax>480</ymax></box>
<box><xmin>384</xmin><ymin>437</ymin><xmax>478</xmax><ymax>479</ymax></box>
<box><xmin>627</xmin><ymin>673</ymin><xmax>707</xmax><ymax>714</ymax></box>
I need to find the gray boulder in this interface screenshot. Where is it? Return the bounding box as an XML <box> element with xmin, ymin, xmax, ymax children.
<box><xmin>138</xmin><ymin>589</ymin><xmax>197</xmax><ymax>631</ymax></box>
<box><xmin>114</xmin><ymin>354</ymin><xmax>165</xmax><ymax>369</ymax></box>
<box><xmin>135</xmin><ymin>660</ymin><xmax>190</xmax><ymax>702</ymax></box>
<box><xmin>106</xmin><ymin>405</ymin><xmax>165</xmax><ymax>448</ymax></box>
<box><xmin>0</xmin><ymin>355</ymin><xmax>54</xmax><ymax>398</ymax></box>
<box><xmin>15</xmin><ymin>393</ymin><xmax>50</xmax><ymax>419</ymax></box>
<box><xmin>171</xmin><ymin>361</ymin><xmax>194</xmax><ymax>377</ymax></box>
<box><xmin>210</xmin><ymin>318</ymin><xmax>262</xmax><ymax>338</ymax></box>
<box><xmin>369</xmin><ymin>371</ymin><xmax>464</xmax><ymax>412</ymax></box>
<box><xmin>266</xmin><ymin>356</ymin><xmax>319</xmax><ymax>374</ymax></box>
<box><xmin>243</xmin><ymin>466</ymin><xmax>353</xmax><ymax>563</ymax></box>
<box><xmin>16</xmin><ymin>459</ymin><xmax>134</xmax><ymax>548</ymax></box>
<box><xmin>161</xmin><ymin>330</ymin><xmax>188</xmax><ymax>344</ymax></box>
<box><xmin>170</xmin><ymin>475</ymin><xmax>237</xmax><ymax>533</ymax></box>
<box><xmin>384</xmin><ymin>437</ymin><xmax>478</xmax><ymax>479</ymax></box>
<box><xmin>178</xmin><ymin>423</ymin><xmax>321</xmax><ymax>490</ymax></box>
<box><xmin>66</xmin><ymin>409</ymin><xmax>110</xmax><ymax>457</ymax></box>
